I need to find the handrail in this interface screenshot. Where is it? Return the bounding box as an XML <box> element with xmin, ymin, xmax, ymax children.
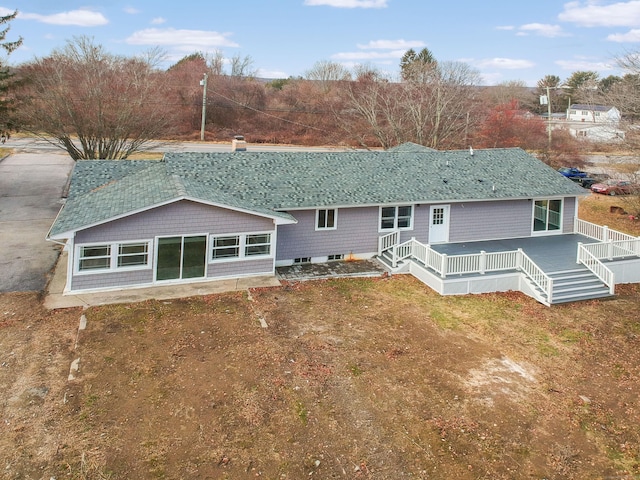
<box><xmin>378</xmin><ymin>230</ymin><xmax>399</xmax><ymax>255</ymax></box>
<box><xmin>517</xmin><ymin>249</ymin><xmax>554</xmax><ymax>301</ymax></box>
<box><xmin>577</xmin><ymin>244</ymin><xmax>615</xmax><ymax>294</ymax></box>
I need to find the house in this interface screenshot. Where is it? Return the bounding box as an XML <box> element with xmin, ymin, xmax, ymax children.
<box><xmin>47</xmin><ymin>144</ymin><xmax>640</xmax><ymax>305</ymax></box>
<box><xmin>566</xmin><ymin>104</ymin><xmax>621</xmax><ymax>124</ymax></box>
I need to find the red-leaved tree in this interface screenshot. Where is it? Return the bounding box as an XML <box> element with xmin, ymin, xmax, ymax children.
<box><xmin>474</xmin><ymin>99</ymin><xmax>547</xmax><ymax>150</ymax></box>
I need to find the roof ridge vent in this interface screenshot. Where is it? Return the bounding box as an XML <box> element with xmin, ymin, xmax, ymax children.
<box><xmin>171</xmin><ymin>174</ymin><xmax>188</xmax><ymax>196</ymax></box>
<box><xmin>469</xmin><ymin>146</ymin><xmax>474</xmax><ymax>156</ymax></box>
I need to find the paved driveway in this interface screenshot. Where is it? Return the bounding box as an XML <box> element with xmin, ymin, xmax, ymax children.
<box><xmin>0</xmin><ymin>153</ymin><xmax>74</xmax><ymax>292</ymax></box>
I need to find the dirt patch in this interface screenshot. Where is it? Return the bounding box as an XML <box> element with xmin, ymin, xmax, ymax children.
<box><xmin>1</xmin><ymin>279</ymin><xmax>639</xmax><ymax>479</ymax></box>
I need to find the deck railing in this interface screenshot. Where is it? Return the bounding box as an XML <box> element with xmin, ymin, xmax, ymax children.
<box><xmin>574</xmin><ymin>218</ymin><xmax>638</xmax><ymax>243</ymax></box>
<box><xmin>577</xmin><ymin>244</ymin><xmax>615</xmax><ymax>294</ymax></box>
<box><xmin>378</xmin><ymin>230</ymin><xmax>399</xmax><ymax>256</ymax></box>
<box><xmin>383</xmin><ymin>238</ymin><xmax>543</xmax><ymax>293</ymax></box>
<box><xmin>517</xmin><ymin>249</ymin><xmax>553</xmax><ymax>300</ymax></box>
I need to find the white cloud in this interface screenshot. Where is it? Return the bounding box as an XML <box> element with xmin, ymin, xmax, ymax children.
<box><xmin>496</xmin><ymin>25</ymin><xmax>515</xmax><ymax>31</ymax></box>
<box><xmin>518</xmin><ymin>23</ymin><xmax>569</xmax><ymax>37</ymax></box>
<box><xmin>126</xmin><ymin>28</ymin><xmax>239</xmax><ymax>51</ymax></box>
<box><xmin>18</xmin><ymin>9</ymin><xmax>108</xmax><ymax>26</ymax></box>
<box><xmin>476</xmin><ymin>58</ymin><xmax>535</xmax><ymax>69</ymax></box>
<box><xmin>151</xmin><ymin>17</ymin><xmax>166</xmax><ymax>25</ymax></box>
<box><xmin>304</xmin><ymin>0</ymin><xmax>388</xmax><ymax>7</ymax></box>
<box><xmin>555</xmin><ymin>57</ymin><xmax>615</xmax><ymax>71</ymax></box>
<box><xmin>257</xmin><ymin>68</ymin><xmax>289</xmax><ymax>79</ymax></box>
<box><xmin>559</xmin><ymin>0</ymin><xmax>640</xmax><ymax>27</ymax></box>
<box><xmin>124</xmin><ymin>6</ymin><xmax>140</xmax><ymax>14</ymax></box>
<box><xmin>607</xmin><ymin>28</ymin><xmax>640</xmax><ymax>41</ymax></box>
<box><xmin>356</xmin><ymin>39</ymin><xmax>426</xmax><ymax>50</ymax></box>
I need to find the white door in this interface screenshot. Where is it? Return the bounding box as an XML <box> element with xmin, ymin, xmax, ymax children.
<box><xmin>429</xmin><ymin>205</ymin><xmax>450</xmax><ymax>244</ymax></box>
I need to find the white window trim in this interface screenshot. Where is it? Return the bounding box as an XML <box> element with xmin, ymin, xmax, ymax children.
<box><xmin>209</xmin><ymin>231</ymin><xmax>274</xmax><ymax>263</ymax></box>
<box><xmin>531</xmin><ymin>199</ymin><xmax>563</xmax><ymax>235</ymax></box>
<box><xmin>378</xmin><ymin>205</ymin><xmax>414</xmax><ymax>232</ymax></box>
<box><xmin>75</xmin><ymin>240</ymin><xmax>152</xmax><ymax>275</ymax></box>
<box><xmin>315</xmin><ymin>208</ymin><xmax>338</xmax><ymax>231</ymax></box>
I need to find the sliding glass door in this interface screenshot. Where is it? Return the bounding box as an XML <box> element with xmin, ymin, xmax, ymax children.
<box><xmin>533</xmin><ymin>200</ymin><xmax>562</xmax><ymax>233</ymax></box>
<box><xmin>156</xmin><ymin>236</ymin><xmax>207</xmax><ymax>281</ymax></box>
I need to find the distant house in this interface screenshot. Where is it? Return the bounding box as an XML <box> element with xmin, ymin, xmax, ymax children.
<box><xmin>47</xmin><ymin>144</ymin><xmax>640</xmax><ymax>305</ymax></box>
<box><xmin>566</xmin><ymin>104</ymin><xmax>621</xmax><ymax>124</ymax></box>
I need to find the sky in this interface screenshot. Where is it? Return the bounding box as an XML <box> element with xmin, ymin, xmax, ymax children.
<box><xmin>2</xmin><ymin>0</ymin><xmax>640</xmax><ymax>86</ymax></box>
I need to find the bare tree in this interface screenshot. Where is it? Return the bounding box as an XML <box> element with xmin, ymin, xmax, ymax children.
<box><xmin>338</xmin><ymin>61</ymin><xmax>481</xmax><ymax>149</ymax></box>
<box><xmin>16</xmin><ymin>36</ymin><xmax>178</xmax><ymax>159</ymax></box>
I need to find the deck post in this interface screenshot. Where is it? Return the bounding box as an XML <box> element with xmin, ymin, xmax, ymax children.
<box><xmin>441</xmin><ymin>253</ymin><xmax>447</xmax><ymax>278</ymax></box>
<box><xmin>607</xmin><ymin>239</ymin><xmax>614</xmax><ymax>261</ymax></box>
<box><xmin>516</xmin><ymin>248</ymin><xmax>523</xmax><ymax>270</ymax></box>
<box><xmin>576</xmin><ymin>242</ymin><xmax>582</xmax><ymax>264</ymax></box>
<box><xmin>602</xmin><ymin>225</ymin><xmax>609</xmax><ymax>242</ymax></box>
<box><xmin>479</xmin><ymin>250</ymin><xmax>486</xmax><ymax>274</ymax></box>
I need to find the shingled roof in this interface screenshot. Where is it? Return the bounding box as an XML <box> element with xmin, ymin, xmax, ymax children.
<box><xmin>48</xmin><ymin>145</ymin><xmax>586</xmax><ymax>238</ymax></box>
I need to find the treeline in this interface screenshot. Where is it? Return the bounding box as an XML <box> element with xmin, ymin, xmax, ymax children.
<box><xmin>5</xmin><ymin>32</ymin><xmax>640</xmax><ymax>161</ymax></box>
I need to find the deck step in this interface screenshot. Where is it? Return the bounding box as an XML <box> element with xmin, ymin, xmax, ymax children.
<box><xmin>546</xmin><ymin>268</ymin><xmax>613</xmax><ymax>304</ymax></box>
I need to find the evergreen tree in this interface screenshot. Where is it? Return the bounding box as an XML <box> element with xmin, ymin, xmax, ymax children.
<box><xmin>0</xmin><ymin>10</ymin><xmax>22</xmax><ymax>138</ymax></box>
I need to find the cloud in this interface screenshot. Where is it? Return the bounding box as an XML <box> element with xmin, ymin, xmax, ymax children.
<box><xmin>124</xmin><ymin>6</ymin><xmax>140</xmax><ymax>14</ymax></box>
<box><xmin>496</xmin><ymin>25</ymin><xmax>515</xmax><ymax>31</ymax></box>
<box><xmin>304</xmin><ymin>0</ymin><xmax>388</xmax><ymax>7</ymax></box>
<box><xmin>126</xmin><ymin>28</ymin><xmax>239</xmax><ymax>51</ymax></box>
<box><xmin>555</xmin><ymin>57</ymin><xmax>615</xmax><ymax>71</ymax></box>
<box><xmin>518</xmin><ymin>23</ymin><xmax>569</xmax><ymax>37</ymax></box>
<box><xmin>559</xmin><ymin>0</ymin><xmax>640</xmax><ymax>27</ymax></box>
<box><xmin>607</xmin><ymin>28</ymin><xmax>640</xmax><ymax>41</ymax></box>
<box><xmin>476</xmin><ymin>58</ymin><xmax>535</xmax><ymax>69</ymax></box>
<box><xmin>356</xmin><ymin>39</ymin><xmax>426</xmax><ymax>49</ymax></box>
<box><xmin>151</xmin><ymin>17</ymin><xmax>167</xmax><ymax>25</ymax></box>
<box><xmin>18</xmin><ymin>9</ymin><xmax>108</xmax><ymax>26</ymax></box>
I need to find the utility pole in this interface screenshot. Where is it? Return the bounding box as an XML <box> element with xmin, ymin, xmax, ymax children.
<box><xmin>546</xmin><ymin>85</ymin><xmax>552</xmax><ymax>148</ymax></box>
<box><xmin>200</xmin><ymin>73</ymin><xmax>208</xmax><ymax>141</ymax></box>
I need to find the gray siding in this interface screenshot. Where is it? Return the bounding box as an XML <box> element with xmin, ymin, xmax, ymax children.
<box><xmin>75</xmin><ymin>200</ymin><xmax>275</xmax><ymax>243</ymax></box>
<box><xmin>208</xmin><ymin>258</ymin><xmax>273</xmax><ymax>279</ymax></box>
<box><xmin>563</xmin><ymin>197</ymin><xmax>576</xmax><ymax>233</ymax></box>
<box><xmin>276</xmin><ymin>207</ymin><xmax>380</xmax><ymax>260</ymax></box>
<box><xmin>448</xmin><ymin>200</ymin><xmax>533</xmax><ymax>242</ymax></box>
<box><xmin>71</xmin><ymin>268</ymin><xmax>153</xmax><ymax>291</ymax></box>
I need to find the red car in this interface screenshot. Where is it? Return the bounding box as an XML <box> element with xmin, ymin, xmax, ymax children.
<box><xmin>590</xmin><ymin>180</ymin><xmax>639</xmax><ymax>196</ymax></box>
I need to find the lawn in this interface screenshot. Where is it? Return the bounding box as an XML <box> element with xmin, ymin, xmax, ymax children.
<box><xmin>1</xmin><ymin>273</ymin><xmax>639</xmax><ymax>479</ymax></box>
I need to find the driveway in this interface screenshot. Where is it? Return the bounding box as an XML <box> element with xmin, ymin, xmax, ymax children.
<box><xmin>0</xmin><ymin>153</ymin><xmax>74</xmax><ymax>292</ymax></box>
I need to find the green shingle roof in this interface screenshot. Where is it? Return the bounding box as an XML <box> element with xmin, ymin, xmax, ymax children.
<box><xmin>49</xmin><ymin>145</ymin><xmax>587</xmax><ymax>238</ymax></box>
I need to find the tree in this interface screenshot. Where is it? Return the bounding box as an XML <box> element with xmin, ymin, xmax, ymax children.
<box><xmin>0</xmin><ymin>9</ymin><xmax>23</xmax><ymax>137</ymax></box>
<box><xmin>564</xmin><ymin>70</ymin><xmax>600</xmax><ymax>104</ymax></box>
<box><xmin>535</xmin><ymin>75</ymin><xmax>568</xmax><ymax>114</ymax></box>
<box><xmin>474</xmin><ymin>100</ymin><xmax>546</xmax><ymax>150</ymax></box>
<box><xmin>400</xmin><ymin>47</ymin><xmax>437</xmax><ymax>83</ymax></box>
<box><xmin>339</xmin><ymin>61</ymin><xmax>481</xmax><ymax>149</ymax></box>
<box><xmin>16</xmin><ymin>36</ymin><xmax>178</xmax><ymax>159</ymax></box>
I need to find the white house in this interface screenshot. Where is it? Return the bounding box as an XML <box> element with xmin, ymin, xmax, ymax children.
<box><xmin>566</xmin><ymin>104</ymin><xmax>621</xmax><ymax>124</ymax></box>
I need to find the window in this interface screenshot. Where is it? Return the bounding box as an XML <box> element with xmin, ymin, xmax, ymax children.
<box><xmin>294</xmin><ymin>257</ymin><xmax>311</xmax><ymax>264</ymax></box>
<box><xmin>210</xmin><ymin>232</ymin><xmax>273</xmax><ymax>261</ymax></box>
<box><xmin>212</xmin><ymin>236</ymin><xmax>240</xmax><ymax>259</ymax></box>
<box><xmin>328</xmin><ymin>254</ymin><xmax>344</xmax><ymax>261</ymax></box>
<box><xmin>316</xmin><ymin>208</ymin><xmax>337</xmax><ymax>230</ymax></box>
<box><xmin>79</xmin><ymin>245</ymin><xmax>111</xmax><ymax>271</ymax></box>
<box><xmin>380</xmin><ymin>205</ymin><xmax>413</xmax><ymax>231</ymax></box>
<box><xmin>77</xmin><ymin>241</ymin><xmax>151</xmax><ymax>272</ymax></box>
<box><xmin>118</xmin><ymin>243</ymin><xmax>149</xmax><ymax>267</ymax></box>
<box><xmin>245</xmin><ymin>234</ymin><xmax>271</xmax><ymax>256</ymax></box>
